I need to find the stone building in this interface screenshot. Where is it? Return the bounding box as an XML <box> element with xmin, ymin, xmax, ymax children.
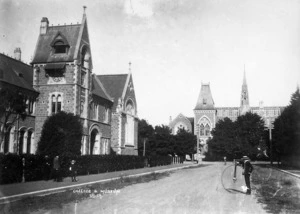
<box><xmin>98</xmin><ymin>70</ymin><xmax>138</xmax><ymax>155</ymax></box>
<box><xmin>0</xmin><ymin>10</ymin><xmax>138</xmax><ymax>155</ymax></box>
<box><xmin>169</xmin><ymin>113</ymin><xmax>194</xmax><ymax>135</ymax></box>
<box><xmin>0</xmin><ymin>51</ymin><xmax>39</xmax><ymax>154</ymax></box>
<box><xmin>169</xmin><ymin>72</ymin><xmax>284</xmax><ymax>153</ymax></box>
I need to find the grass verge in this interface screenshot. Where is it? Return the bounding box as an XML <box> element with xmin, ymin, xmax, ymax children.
<box><xmin>252</xmin><ymin>165</ymin><xmax>300</xmax><ymax>214</ymax></box>
<box><xmin>0</xmin><ymin>171</ymin><xmax>171</xmax><ymax>214</ymax></box>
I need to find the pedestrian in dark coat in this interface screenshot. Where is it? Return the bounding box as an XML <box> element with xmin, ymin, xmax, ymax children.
<box><xmin>53</xmin><ymin>156</ymin><xmax>60</xmax><ymax>182</ymax></box>
<box><xmin>43</xmin><ymin>155</ymin><xmax>51</xmax><ymax>180</ymax></box>
<box><xmin>240</xmin><ymin>156</ymin><xmax>253</xmax><ymax>195</ymax></box>
<box><xmin>69</xmin><ymin>160</ymin><xmax>77</xmax><ymax>182</ymax></box>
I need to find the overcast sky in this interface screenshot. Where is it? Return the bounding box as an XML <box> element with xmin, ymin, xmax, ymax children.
<box><xmin>1</xmin><ymin>0</ymin><xmax>300</xmax><ymax>126</ymax></box>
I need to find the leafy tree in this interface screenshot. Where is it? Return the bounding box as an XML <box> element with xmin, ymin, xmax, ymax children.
<box><xmin>137</xmin><ymin>119</ymin><xmax>154</xmax><ymax>156</ymax></box>
<box><xmin>174</xmin><ymin>128</ymin><xmax>197</xmax><ymax>158</ymax></box>
<box><xmin>0</xmin><ymin>88</ymin><xmax>28</xmax><ymax>151</ymax></box>
<box><xmin>273</xmin><ymin>88</ymin><xmax>300</xmax><ymax>156</ymax></box>
<box><xmin>37</xmin><ymin>111</ymin><xmax>83</xmax><ymax>157</ymax></box>
<box><xmin>153</xmin><ymin>125</ymin><xmax>174</xmax><ymax>156</ymax></box>
<box><xmin>207</xmin><ymin>112</ymin><xmax>265</xmax><ymax>160</ymax></box>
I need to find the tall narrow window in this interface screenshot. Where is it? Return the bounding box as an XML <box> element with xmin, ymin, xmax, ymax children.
<box><xmin>94</xmin><ymin>104</ymin><xmax>98</xmax><ymax>120</ymax></box>
<box><xmin>200</xmin><ymin>124</ymin><xmax>205</xmax><ymax>136</ymax></box>
<box><xmin>205</xmin><ymin>124</ymin><xmax>210</xmax><ymax>136</ymax></box>
<box><xmin>51</xmin><ymin>94</ymin><xmax>62</xmax><ymax>114</ymax></box>
<box><xmin>57</xmin><ymin>95</ymin><xmax>62</xmax><ymax>112</ymax></box>
<box><xmin>51</xmin><ymin>95</ymin><xmax>56</xmax><ymax>113</ymax></box>
<box><xmin>80</xmin><ymin>100</ymin><xmax>84</xmax><ymax>115</ymax></box>
<box><xmin>104</xmin><ymin>107</ymin><xmax>109</xmax><ymax>123</ymax></box>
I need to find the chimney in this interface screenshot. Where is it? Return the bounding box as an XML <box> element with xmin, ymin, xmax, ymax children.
<box><xmin>40</xmin><ymin>17</ymin><xmax>49</xmax><ymax>35</ymax></box>
<box><xmin>14</xmin><ymin>47</ymin><xmax>21</xmax><ymax>61</ymax></box>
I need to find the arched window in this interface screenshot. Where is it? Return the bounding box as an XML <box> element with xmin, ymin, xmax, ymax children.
<box><xmin>19</xmin><ymin>129</ymin><xmax>26</xmax><ymax>155</ymax></box>
<box><xmin>51</xmin><ymin>95</ymin><xmax>56</xmax><ymax>113</ymax></box>
<box><xmin>200</xmin><ymin>124</ymin><xmax>205</xmax><ymax>136</ymax></box>
<box><xmin>205</xmin><ymin>124</ymin><xmax>210</xmax><ymax>136</ymax></box>
<box><xmin>104</xmin><ymin>107</ymin><xmax>109</xmax><ymax>123</ymax></box>
<box><xmin>57</xmin><ymin>95</ymin><xmax>62</xmax><ymax>112</ymax></box>
<box><xmin>26</xmin><ymin>130</ymin><xmax>33</xmax><ymax>154</ymax></box>
<box><xmin>4</xmin><ymin>126</ymin><xmax>12</xmax><ymax>153</ymax></box>
<box><xmin>80</xmin><ymin>100</ymin><xmax>84</xmax><ymax>115</ymax></box>
<box><xmin>51</xmin><ymin>94</ymin><xmax>63</xmax><ymax>114</ymax></box>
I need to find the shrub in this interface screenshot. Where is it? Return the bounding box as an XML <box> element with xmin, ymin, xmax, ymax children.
<box><xmin>0</xmin><ymin>154</ymin><xmax>22</xmax><ymax>184</ymax></box>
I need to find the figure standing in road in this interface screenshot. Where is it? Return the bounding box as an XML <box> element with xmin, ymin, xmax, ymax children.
<box><xmin>239</xmin><ymin>156</ymin><xmax>253</xmax><ymax>195</ymax></box>
<box><xmin>69</xmin><ymin>159</ymin><xmax>77</xmax><ymax>182</ymax></box>
<box><xmin>43</xmin><ymin>155</ymin><xmax>51</xmax><ymax>180</ymax></box>
<box><xmin>53</xmin><ymin>156</ymin><xmax>60</xmax><ymax>182</ymax></box>
<box><xmin>224</xmin><ymin>156</ymin><xmax>227</xmax><ymax>165</ymax></box>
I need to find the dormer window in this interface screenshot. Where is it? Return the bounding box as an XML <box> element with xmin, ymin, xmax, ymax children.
<box><xmin>50</xmin><ymin>32</ymin><xmax>69</xmax><ymax>55</ymax></box>
<box><xmin>53</xmin><ymin>41</ymin><xmax>68</xmax><ymax>54</ymax></box>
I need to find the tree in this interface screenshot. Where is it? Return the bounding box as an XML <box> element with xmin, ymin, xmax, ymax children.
<box><xmin>0</xmin><ymin>88</ymin><xmax>27</xmax><ymax>151</ymax></box>
<box><xmin>153</xmin><ymin>125</ymin><xmax>174</xmax><ymax>156</ymax></box>
<box><xmin>174</xmin><ymin>128</ymin><xmax>197</xmax><ymax>158</ymax></box>
<box><xmin>137</xmin><ymin>119</ymin><xmax>154</xmax><ymax>156</ymax></box>
<box><xmin>207</xmin><ymin>112</ymin><xmax>265</xmax><ymax>160</ymax></box>
<box><xmin>273</xmin><ymin>88</ymin><xmax>300</xmax><ymax>156</ymax></box>
<box><xmin>37</xmin><ymin>111</ymin><xmax>83</xmax><ymax>157</ymax></box>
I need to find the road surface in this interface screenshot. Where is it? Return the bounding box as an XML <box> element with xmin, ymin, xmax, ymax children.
<box><xmin>34</xmin><ymin>163</ymin><xmax>266</xmax><ymax>214</ymax></box>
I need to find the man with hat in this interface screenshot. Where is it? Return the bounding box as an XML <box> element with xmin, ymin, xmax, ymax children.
<box><xmin>239</xmin><ymin>156</ymin><xmax>253</xmax><ymax>195</ymax></box>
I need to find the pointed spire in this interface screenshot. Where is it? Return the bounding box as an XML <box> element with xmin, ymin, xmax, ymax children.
<box><xmin>240</xmin><ymin>65</ymin><xmax>250</xmax><ymax>115</ymax></box>
<box><xmin>128</xmin><ymin>61</ymin><xmax>132</xmax><ymax>74</ymax></box>
<box><xmin>243</xmin><ymin>64</ymin><xmax>247</xmax><ymax>85</ymax></box>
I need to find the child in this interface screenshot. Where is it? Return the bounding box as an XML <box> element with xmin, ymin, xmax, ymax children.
<box><xmin>69</xmin><ymin>160</ymin><xmax>77</xmax><ymax>182</ymax></box>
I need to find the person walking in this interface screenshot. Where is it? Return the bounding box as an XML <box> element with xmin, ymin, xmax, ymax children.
<box><xmin>239</xmin><ymin>156</ymin><xmax>253</xmax><ymax>195</ymax></box>
<box><xmin>53</xmin><ymin>156</ymin><xmax>60</xmax><ymax>182</ymax></box>
<box><xmin>43</xmin><ymin>155</ymin><xmax>51</xmax><ymax>181</ymax></box>
<box><xmin>224</xmin><ymin>156</ymin><xmax>227</xmax><ymax>165</ymax></box>
<box><xmin>69</xmin><ymin>160</ymin><xmax>77</xmax><ymax>182</ymax></box>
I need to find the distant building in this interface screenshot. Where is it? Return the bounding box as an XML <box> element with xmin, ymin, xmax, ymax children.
<box><xmin>0</xmin><ymin>10</ymin><xmax>138</xmax><ymax>155</ymax></box>
<box><xmin>170</xmin><ymin>71</ymin><xmax>284</xmax><ymax>153</ymax></box>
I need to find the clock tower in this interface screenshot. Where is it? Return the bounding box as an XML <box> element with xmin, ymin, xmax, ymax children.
<box><xmin>240</xmin><ymin>70</ymin><xmax>250</xmax><ymax>115</ymax></box>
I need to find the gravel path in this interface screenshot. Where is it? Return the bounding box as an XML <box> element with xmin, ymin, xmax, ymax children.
<box><xmin>39</xmin><ymin>163</ymin><xmax>266</xmax><ymax>214</ymax></box>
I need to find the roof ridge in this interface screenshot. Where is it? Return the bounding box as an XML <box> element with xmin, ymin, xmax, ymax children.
<box><xmin>0</xmin><ymin>53</ymin><xmax>31</xmax><ymax>67</ymax></box>
<box><xmin>49</xmin><ymin>24</ymin><xmax>81</xmax><ymax>28</ymax></box>
<box><xmin>98</xmin><ymin>73</ymin><xmax>128</xmax><ymax>76</ymax></box>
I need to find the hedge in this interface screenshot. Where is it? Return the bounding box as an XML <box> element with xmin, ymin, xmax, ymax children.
<box><xmin>0</xmin><ymin>154</ymin><xmax>173</xmax><ymax>184</ymax></box>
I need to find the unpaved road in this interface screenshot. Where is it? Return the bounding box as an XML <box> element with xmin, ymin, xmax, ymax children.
<box><xmin>39</xmin><ymin>163</ymin><xmax>266</xmax><ymax>214</ymax></box>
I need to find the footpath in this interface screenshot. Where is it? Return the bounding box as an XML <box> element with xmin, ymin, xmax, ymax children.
<box><xmin>1</xmin><ymin>161</ymin><xmax>299</xmax><ymax>205</ymax></box>
<box><xmin>0</xmin><ymin>162</ymin><xmax>197</xmax><ymax>204</ymax></box>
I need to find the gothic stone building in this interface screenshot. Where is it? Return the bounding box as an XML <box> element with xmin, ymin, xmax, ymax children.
<box><xmin>169</xmin><ymin>72</ymin><xmax>283</xmax><ymax>153</ymax></box>
<box><xmin>0</xmin><ymin>12</ymin><xmax>138</xmax><ymax>155</ymax></box>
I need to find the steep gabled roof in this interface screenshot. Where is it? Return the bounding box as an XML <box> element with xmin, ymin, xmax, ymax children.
<box><xmin>91</xmin><ymin>75</ymin><xmax>113</xmax><ymax>102</ymax></box>
<box><xmin>97</xmin><ymin>74</ymin><xmax>128</xmax><ymax>110</ymax></box>
<box><xmin>32</xmin><ymin>24</ymin><xmax>81</xmax><ymax>63</ymax></box>
<box><xmin>0</xmin><ymin>53</ymin><xmax>36</xmax><ymax>93</ymax></box>
<box><xmin>194</xmin><ymin>83</ymin><xmax>215</xmax><ymax>110</ymax></box>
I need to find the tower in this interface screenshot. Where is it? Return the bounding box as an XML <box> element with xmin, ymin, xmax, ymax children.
<box><xmin>194</xmin><ymin>83</ymin><xmax>216</xmax><ymax>154</ymax></box>
<box><xmin>240</xmin><ymin>69</ymin><xmax>250</xmax><ymax>115</ymax></box>
<box><xmin>31</xmin><ymin>7</ymin><xmax>114</xmax><ymax>155</ymax></box>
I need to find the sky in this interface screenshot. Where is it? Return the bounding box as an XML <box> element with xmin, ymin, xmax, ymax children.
<box><xmin>1</xmin><ymin>0</ymin><xmax>300</xmax><ymax>126</ymax></box>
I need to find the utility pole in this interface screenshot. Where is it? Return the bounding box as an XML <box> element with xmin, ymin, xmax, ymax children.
<box><xmin>143</xmin><ymin>138</ymin><xmax>147</xmax><ymax>156</ymax></box>
<box><xmin>269</xmin><ymin>124</ymin><xmax>273</xmax><ymax>165</ymax></box>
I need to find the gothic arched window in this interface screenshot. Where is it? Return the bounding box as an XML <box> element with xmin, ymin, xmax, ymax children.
<box><xmin>200</xmin><ymin>124</ymin><xmax>205</xmax><ymax>136</ymax></box>
<box><xmin>205</xmin><ymin>124</ymin><xmax>210</xmax><ymax>136</ymax></box>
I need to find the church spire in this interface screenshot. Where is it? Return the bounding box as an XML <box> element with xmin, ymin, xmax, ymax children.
<box><xmin>240</xmin><ymin>67</ymin><xmax>250</xmax><ymax>115</ymax></box>
<box><xmin>243</xmin><ymin>64</ymin><xmax>246</xmax><ymax>85</ymax></box>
